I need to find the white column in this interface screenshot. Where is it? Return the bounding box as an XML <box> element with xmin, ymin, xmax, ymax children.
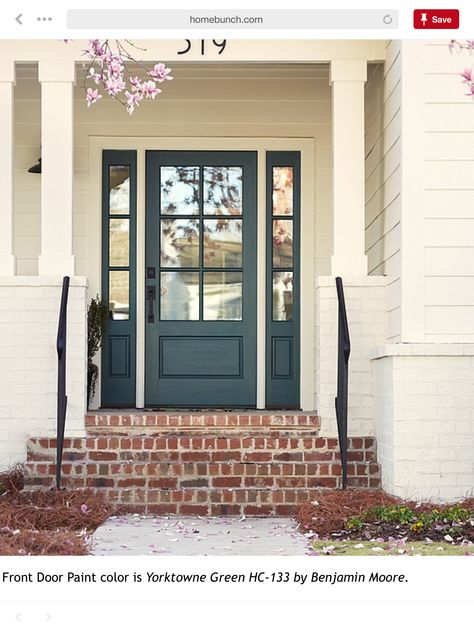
<box><xmin>38</xmin><ymin>60</ymin><xmax>75</xmax><ymax>276</ymax></box>
<box><xmin>330</xmin><ymin>60</ymin><xmax>368</xmax><ymax>276</ymax></box>
<box><xmin>0</xmin><ymin>61</ymin><xmax>16</xmax><ymax>275</ymax></box>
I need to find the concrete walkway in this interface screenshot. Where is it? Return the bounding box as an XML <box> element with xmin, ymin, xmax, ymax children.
<box><xmin>91</xmin><ymin>515</ymin><xmax>310</xmax><ymax>555</ymax></box>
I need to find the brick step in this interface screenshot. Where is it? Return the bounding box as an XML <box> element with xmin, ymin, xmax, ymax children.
<box><xmin>85</xmin><ymin>411</ymin><xmax>320</xmax><ymax>431</ymax></box>
<box><xmin>26</xmin><ymin>460</ymin><xmax>380</xmax><ymax>491</ymax></box>
<box><xmin>86</xmin><ymin>425</ymin><xmax>320</xmax><ymax>437</ymax></box>
<box><xmin>25</xmin><ymin>431</ymin><xmax>380</xmax><ymax>516</ymax></box>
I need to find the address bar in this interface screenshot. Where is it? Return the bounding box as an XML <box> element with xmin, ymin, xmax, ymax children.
<box><xmin>67</xmin><ymin>9</ymin><xmax>398</xmax><ymax>30</ymax></box>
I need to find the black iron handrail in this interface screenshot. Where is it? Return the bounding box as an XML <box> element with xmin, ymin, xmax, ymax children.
<box><xmin>56</xmin><ymin>276</ymin><xmax>70</xmax><ymax>490</ymax></box>
<box><xmin>335</xmin><ymin>276</ymin><xmax>350</xmax><ymax>489</ymax></box>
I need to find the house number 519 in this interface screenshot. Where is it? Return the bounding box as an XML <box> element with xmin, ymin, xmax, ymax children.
<box><xmin>177</xmin><ymin>40</ymin><xmax>227</xmax><ymax>56</ymax></box>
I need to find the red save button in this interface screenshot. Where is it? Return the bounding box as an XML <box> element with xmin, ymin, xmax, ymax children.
<box><xmin>414</xmin><ymin>9</ymin><xmax>459</xmax><ymax>29</ymax></box>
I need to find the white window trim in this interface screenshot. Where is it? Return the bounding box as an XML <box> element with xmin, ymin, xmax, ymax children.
<box><xmin>88</xmin><ymin>136</ymin><xmax>315</xmax><ymax>410</ymax></box>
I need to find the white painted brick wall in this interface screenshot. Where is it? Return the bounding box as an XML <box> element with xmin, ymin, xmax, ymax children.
<box><xmin>315</xmin><ymin>276</ymin><xmax>387</xmax><ymax>437</ymax></box>
<box><xmin>373</xmin><ymin>345</ymin><xmax>474</xmax><ymax>501</ymax></box>
<box><xmin>0</xmin><ymin>277</ymin><xmax>87</xmax><ymax>470</ymax></box>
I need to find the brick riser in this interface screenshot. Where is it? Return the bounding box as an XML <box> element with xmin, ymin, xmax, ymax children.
<box><xmin>26</xmin><ymin>419</ymin><xmax>381</xmax><ymax>516</ymax></box>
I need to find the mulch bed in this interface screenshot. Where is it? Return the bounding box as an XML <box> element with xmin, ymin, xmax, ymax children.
<box><xmin>297</xmin><ymin>489</ymin><xmax>474</xmax><ymax>543</ymax></box>
<box><xmin>0</xmin><ymin>465</ymin><xmax>113</xmax><ymax>556</ymax></box>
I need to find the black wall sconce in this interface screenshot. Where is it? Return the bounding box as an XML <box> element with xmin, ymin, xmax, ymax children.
<box><xmin>28</xmin><ymin>157</ymin><xmax>42</xmax><ymax>174</ymax></box>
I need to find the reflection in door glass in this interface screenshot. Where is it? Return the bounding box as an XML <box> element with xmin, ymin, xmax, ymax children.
<box><xmin>160</xmin><ymin>219</ymin><xmax>200</xmax><ymax>268</ymax></box>
<box><xmin>272</xmin><ymin>166</ymin><xmax>294</xmax><ymax>216</ymax></box>
<box><xmin>272</xmin><ymin>219</ymin><xmax>293</xmax><ymax>268</ymax></box>
<box><xmin>203</xmin><ymin>272</ymin><xmax>242</xmax><ymax>320</ymax></box>
<box><xmin>203</xmin><ymin>167</ymin><xmax>243</xmax><ymax>215</ymax></box>
<box><xmin>160</xmin><ymin>166</ymin><xmax>199</xmax><ymax>215</ymax></box>
<box><xmin>204</xmin><ymin>219</ymin><xmax>242</xmax><ymax>267</ymax></box>
<box><xmin>109</xmin><ymin>270</ymin><xmax>130</xmax><ymax>320</ymax></box>
<box><xmin>160</xmin><ymin>271</ymin><xmax>199</xmax><ymax>320</ymax></box>
<box><xmin>109</xmin><ymin>218</ymin><xmax>130</xmax><ymax>267</ymax></box>
<box><xmin>109</xmin><ymin>166</ymin><xmax>130</xmax><ymax>215</ymax></box>
<box><xmin>272</xmin><ymin>271</ymin><xmax>293</xmax><ymax>321</ymax></box>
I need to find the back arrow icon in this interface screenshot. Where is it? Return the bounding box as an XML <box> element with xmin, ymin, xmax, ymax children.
<box><xmin>15</xmin><ymin>13</ymin><xmax>23</xmax><ymax>25</ymax></box>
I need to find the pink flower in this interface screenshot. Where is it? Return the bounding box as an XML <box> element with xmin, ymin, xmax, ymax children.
<box><xmin>88</xmin><ymin>68</ymin><xmax>102</xmax><ymax>85</ymax></box>
<box><xmin>149</xmin><ymin>63</ymin><xmax>173</xmax><ymax>83</ymax></box>
<box><xmin>465</xmin><ymin>84</ymin><xmax>474</xmax><ymax>98</ymax></box>
<box><xmin>80</xmin><ymin>504</ymin><xmax>89</xmax><ymax>514</ymax></box>
<box><xmin>141</xmin><ymin>80</ymin><xmax>161</xmax><ymax>99</ymax></box>
<box><xmin>91</xmin><ymin>40</ymin><xmax>105</xmax><ymax>56</ymax></box>
<box><xmin>125</xmin><ymin>90</ymin><xmax>142</xmax><ymax>115</ymax></box>
<box><xmin>82</xmin><ymin>41</ymin><xmax>172</xmax><ymax>115</ymax></box>
<box><xmin>449</xmin><ymin>40</ymin><xmax>460</xmax><ymax>53</ymax></box>
<box><xmin>460</xmin><ymin>68</ymin><xmax>472</xmax><ymax>82</ymax></box>
<box><xmin>105</xmin><ymin>76</ymin><xmax>126</xmax><ymax>96</ymax></box>
<box><xmin>107</xmin><ymin>56</ymin><xmax>124</xmax><ymax>76</ymax></box>
<box><xmin>86</xmin><ymin>88</ymin><xmax>102</xmax><ymax>107</ymax></box>
<box><xmin>84</xmin><ymin>39</ymin><xmax>105</xmax><ymax>59</ymax></box>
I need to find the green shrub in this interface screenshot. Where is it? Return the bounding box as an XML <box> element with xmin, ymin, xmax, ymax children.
<box><xmin>87</xmin><ymin>296</ymin><xmax>108</xmax><ymax>406</ymax></box>
<box><xmin>345</xmin><ymin>502</ymin><xmax>473</xmax><ymax>532</ymax></box>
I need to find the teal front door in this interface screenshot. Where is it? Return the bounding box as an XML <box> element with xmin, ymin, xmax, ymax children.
<box><xmin>145</xmin><ymin>151</ymin><xmax>257</xmax><ymax>407</ymax></box>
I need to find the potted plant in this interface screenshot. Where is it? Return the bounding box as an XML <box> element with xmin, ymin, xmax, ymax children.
<box><xmin>87</xmin><ymin>296</ymin><xmax>108</xmax><ymax>407</ymax></box>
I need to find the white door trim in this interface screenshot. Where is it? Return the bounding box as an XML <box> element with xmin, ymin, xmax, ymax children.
<box><xmin>88</xmin><ymin>136</ymin><xmax>315</xmax><ymax>410</ymax></box>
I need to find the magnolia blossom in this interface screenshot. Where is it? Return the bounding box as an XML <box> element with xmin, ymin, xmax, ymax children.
<box><xmin>105</xmin><ymin>76</ymin><xmax>126</xmax><ymax>96</ymax></box>
<box><xmin>141</xmin><ymin>80</ymin><xmax>161</xmax><ymax>99</ymax></box>
<box><xmin>86</xmin><ymin>88</ymin><xmax>102</xmax><ymax>107</ymax></box>
<box><xmin>82</xmin><ymin>40</ymin><xmax>173</xmax><ymax>114</ymax></box>
<box><xmin>149</xmin><ymin>62</ymin><xmax>173</xmax><ymax>82</ymax></box>
<box><xmin>124</xmin><ymin>90</ymin><xmax>141</xmax><ymax>115</ymax></box>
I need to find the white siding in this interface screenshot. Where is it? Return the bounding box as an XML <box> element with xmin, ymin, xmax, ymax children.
<box><xmin>364</xmin><ymin>41</ymin><xmax>402</xmax><ymax>341</ymax></box>
<box><xmin>13</xmin><ymin>63</ymin><xmax>332</xmax><ymax>277</ymax></box>
<box><xmin>423</xmin><ymin>42</ymin><xmax>474</xmax><ymax>341</ymax></box>
<box><xmin>364</xmin><ymin>40</ymin><xmax>474</xmax><ymax>343</ymax></box>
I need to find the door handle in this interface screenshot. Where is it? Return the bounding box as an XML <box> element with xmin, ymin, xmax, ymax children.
<box><xmin>147</xmin><ymin>286</ymin><xmax>156</xmax><ymax>323</ymax></box>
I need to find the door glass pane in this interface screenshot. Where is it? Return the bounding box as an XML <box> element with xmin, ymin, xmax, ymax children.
<box><xmin>203</xmin><ymin>167</ymin><xmax>243</xmax><ymax>216</ymax></box>
<box><xmin>272</xmin><ymin>272</ymin><xmax>293</xmax><ymax>321</ymax></box>
<box><xmin>272</xmin><ymin>219</ymin><xmax>293</xmax><ymax>268</ymax></box>
<box><xmin>272</xmin><ymin>166</ymin><xmax>294</xmax><ymax>216</ymax></box>
<box><xmin>109</xmin><ymin>270</ymin><xmax>129</xmax><ymax>320</ymax></box>
<box><xmin>109</xmin><ymin>166</ymin><xmax>130</xmax><ymax>215</ymax></box>
<box><xmin>204</xmin><ymin>219</ymin><xmax>242</xmax><ymax>268</ymax></box>
<box><xmin>203</xmin><ymin>272</ymin><xmax>242</xmax><ymax>320</ymax></box>
<box><xmin>160</xmin><ymin>271</ymin><xmax>199</xmax><ymax>320</ymax></box>
<box><xmin>160</xmin><ymin>219</ymin><xmax>200</xmax><ymax>268</ymax></box>
<box><xmin>109</xmin><ymin>218</ymin><xmax>129</xmax><ymax>267</ymax></box>
<box><xmin>161</xmin><ymin>166</ymin><xmax>199</xmax><ymax>215</ymax></box>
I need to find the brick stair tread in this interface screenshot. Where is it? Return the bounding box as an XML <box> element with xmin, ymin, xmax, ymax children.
<box><xmin>85</xmin><ymin>411</ymin><xmax>320</xmax><ymax>429</ymax></box>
